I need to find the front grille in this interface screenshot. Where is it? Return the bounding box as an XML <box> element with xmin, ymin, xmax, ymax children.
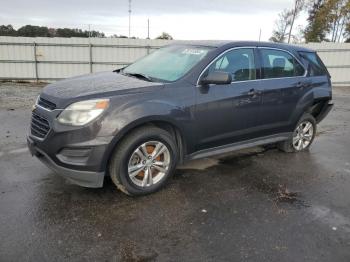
<box><xmin>31</xmin><ymin>113</ymin><xmax>50</xmax><ymax>139</ymax></box>
<box><xmin>38</xmin><ymin>97</ymin><xmax>56</xmax><ymax>110</ymax></box>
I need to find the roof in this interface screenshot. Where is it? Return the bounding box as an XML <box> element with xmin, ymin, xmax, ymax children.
<box><xmin>171</xmin><ymin>40</ymin><xmax>314</xmax><ymax>52</ymax></box>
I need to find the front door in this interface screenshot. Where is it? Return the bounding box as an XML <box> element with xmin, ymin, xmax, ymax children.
<box><xmin>194</xmin><ymin>48</ymin><xmax>264</xmax><ymax>151</ymax></box>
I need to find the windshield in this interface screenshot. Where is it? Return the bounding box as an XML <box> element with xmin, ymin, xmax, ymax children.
<box><xmin>122</xmin><ymin>45</ymin><xmax>212</xmax><ymax>82</ymax></box>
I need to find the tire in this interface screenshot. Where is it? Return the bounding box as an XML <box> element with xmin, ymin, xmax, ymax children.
<box><xmin>109</xmin><ymin>126</ymin><xmax>178</xmax><ymax>196</ymax></box>
<box><xmin>278</xmin><ymin>113</ymin><xmax>317</xmax><ymax>153</ymax></box>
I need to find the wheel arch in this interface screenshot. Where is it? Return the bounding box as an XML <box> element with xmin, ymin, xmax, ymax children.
<box><xmin>292</xmin><ymin>84</ymin><xmax>332</xmax><ymax>127</ymax></box>
<box><xmin>102</xmin><ymin>117</ymin><xmax>187</xmax><ymax>174</ymax></box>
<box><xmin>305</xmin><ymin>99</ymin><xmax>332</xmax><ymax>123</ymax></box>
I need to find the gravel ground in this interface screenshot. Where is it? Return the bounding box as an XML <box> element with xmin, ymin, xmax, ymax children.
<box><xmin>1</xmin><ymin>82</ymin><xmax>350</xmax><ymax>262</ymax></box>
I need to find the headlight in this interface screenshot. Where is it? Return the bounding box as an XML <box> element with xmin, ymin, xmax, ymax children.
<box><xmin>57</xmin><ymin>99</ymin><xmax>109</xmax><ymax>126</ymax></box>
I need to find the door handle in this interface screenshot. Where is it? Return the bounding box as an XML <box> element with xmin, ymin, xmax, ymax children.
<box><xmin>295</xmin><ymin>82</ymin><xmax>303</xmax><ymax>88</ymax></box>
<box><xmin>295</xmin><ymin>81</ymin><xmax>312</xmax><ymax>89</ymax></box>
<box><xmin>247</xmin><ymin>89</ymin><xmax>256</xmax><ymax>96</ymax></box>
<box><xmin>247</xmin><ymin>89</ymin><xmax>261</xmax><ymax>96</ymax></box>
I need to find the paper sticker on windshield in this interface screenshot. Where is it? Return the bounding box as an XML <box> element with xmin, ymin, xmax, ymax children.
<box><xmin>182</xmin><ymin>49</ymin><xmax>206</xmax><ymax>55</ymax></box>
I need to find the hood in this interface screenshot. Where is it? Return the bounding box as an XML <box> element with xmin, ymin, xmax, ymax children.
<box><xmin>41</xmin><ymin>71</ymin><xmax>163</xmax><ymax>102</ymax></box>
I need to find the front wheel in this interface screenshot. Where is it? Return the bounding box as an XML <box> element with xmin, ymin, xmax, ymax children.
<box><xmin>109</xmin><ymin>126</ymin><xmax>178</xmax><ymax>196</ymax></box>
<box><xmin>278</xmin><ymin>113</ymin><xmax>316</xmax><ymax>153</ymax></box>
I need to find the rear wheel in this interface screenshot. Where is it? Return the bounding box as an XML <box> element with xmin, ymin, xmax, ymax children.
<box><xmin>278</xmin><ymin>113</ymin><xmax>316</xmax><ymax>153</ymax></box>
<box><xmin>109</xmin><ymin>126</ymin><xmax>178</xmax><ymax>196</ymax></box>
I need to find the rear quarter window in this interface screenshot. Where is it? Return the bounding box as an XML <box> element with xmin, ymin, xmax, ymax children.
<box><xmin>299</xmin><ymin>52</ymin><xmax>328</xmax><ymax>77</ymax></box>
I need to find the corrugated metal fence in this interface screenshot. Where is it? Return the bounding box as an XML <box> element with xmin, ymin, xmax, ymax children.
<box><xmin>0</xmin><ymin>36</ymin><xmax>172</xmax><ymax>81</ymax></box>
<box><xmin>300</xmin><ymin>43</ymin><xmax>350</xmax><ymax>86</ymax></box>
<box><xmin>0</xmin><ymin>36</ymin><xmax>349</xmax><ymax>85</ymax></box>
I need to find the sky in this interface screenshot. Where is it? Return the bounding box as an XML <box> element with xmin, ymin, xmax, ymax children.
<box><xmin>0</xmin><ymin>0</ymin><xmax>307</xmax><ymax>41</ymax></box>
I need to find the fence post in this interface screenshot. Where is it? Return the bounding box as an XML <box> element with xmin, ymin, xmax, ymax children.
<box><xmin>33</xmin><ymin>42</ymin><xmax>39</xmax><ymax>82</ymax></box>
<box><xmin>89</xmin><ymin>43</ymin><xmax>93</xmax><ymax>73</ymax></box>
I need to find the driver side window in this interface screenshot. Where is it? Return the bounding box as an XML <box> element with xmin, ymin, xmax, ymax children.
<box><xmin>208</xmin><ymin>48</ymin><xmax>256</xmax><ymax>82</ymax></box>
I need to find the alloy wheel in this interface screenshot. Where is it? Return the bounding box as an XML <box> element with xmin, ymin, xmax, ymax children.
<box><xmin>292</xmin><ymin>121</ymin><xmax>314</xmax><ymax>151</ymax></box>
<box><xmin>127</xmin><ymin>141</ymin><xmax>171</xmax><ymax>187</ymax></box>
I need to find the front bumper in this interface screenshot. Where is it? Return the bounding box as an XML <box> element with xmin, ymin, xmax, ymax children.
<box><xmin>27</xmin><ymin>136</ymin><xmax>105</xmax><ymax>188</ymax></box>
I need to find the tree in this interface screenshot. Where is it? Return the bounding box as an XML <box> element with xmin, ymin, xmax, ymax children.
<box><xmin>89</xmin><ymin>30</ymin><xmax>105</xmax><ymax>38</ymax></box>
<box><xmin>0</xmin><ymin>25</ymin><xmax>17</xmax><ymax>36</ymax></box>
<box><xmin>345</xmin><ymin>22</ymin><xmax>350</xmax><ymax>41</ymax></box>
<box><xmin>270</xmin><ymin>9</ymin><xmax>294</xmax><ymax>42</ymax></box>
<box><xmin>304</xmin><ymin>0</ymin><xmax>328</xmax><ymax>42</ymax></box>
<box><xmin>304</xmin><ymin>0</ymin><xmax>350</xmax><ymax>42</ymax></box>
<box><xmin>155</xmin><ymin>32</ymin><xmax>173</xmax><ymax>40</ymax></box>
<box><xmin>333</xmin><ymin>0</ymin><xmax>350</xmax><ymax>42</ymax></box>
<box><xmin>110</xmin><ymin>34</ymin><xmax>128</xmax><ymax>38</ymax></box>
<box><xmin>0</xmin><ymin>25</ymin><xmax>107</xmax><ymax>38</ymax></box>
<box><xmin>325</xmin><ymin>0</ymin><xmax>350</xmax><ymax>42</ymax></box>
<box><xmin>270</xmin><ymin>0</ymin><xmax>305</xmax><ymax>43</ymax></box>
<box><xmin>55</xmin><ymin>28</ymin><xmax>105</xmax><ymax>38</ymax></box>
<box><xmin>55</xmin><ymin>28</ymin><xmax>79</xmax><ymax>37</ymax></box>
<box><xmin>17</xmin><ymin>25</ymin><xmax>50</xmax><ymax>37</ymax></box>
<box><xmin>287</xmin><ymin>0</ymin><xmax>305</xmax><ymax>43</ymax></box>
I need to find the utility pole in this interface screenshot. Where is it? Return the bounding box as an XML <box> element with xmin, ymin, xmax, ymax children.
<box><xmin>128</xmin><ymin>0</ymin><xmax>131</xmax><ymax>38</ymax></box>
<box><xmin>259</xmin><ymin>28</ymin><xmax>262</xmax><ymax>42</ymax></box>
<box><xmin>288</xmin><ymin>0</ymin><xmax>301</xmax><ymax>44</ymax></box>
<box><xmin>147</xmin><ymin>19</ymin><xmax>150</xmax><ymax>39</ymax></box>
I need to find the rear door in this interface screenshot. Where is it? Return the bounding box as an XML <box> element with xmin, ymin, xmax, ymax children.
<box><xmin>257</xmin><ymin>48</ymin><xmax>308</xmax><ymax>135</ymax></box>
<box><xmin>194</xmin><ymin>47</ymin><xmax>264</xmax><ymax>151</ymax></box>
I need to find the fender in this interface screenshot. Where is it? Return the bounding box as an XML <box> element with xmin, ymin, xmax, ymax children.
<box><xmin>291</xmin><ymin>78</ymin><xmax>332</xmax><ymax>126</ymax></box>
<box><xmin>99</xmin><ymin>99</ymin><xmax>193</xmax><ymax>171</ymax></box>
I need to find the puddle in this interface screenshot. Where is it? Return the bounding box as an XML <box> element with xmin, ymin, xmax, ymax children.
<box><xmin>219</xmin><ymin>151</ymin><xmax>308</xmax><ymax>208</ymax></box>
<box><xmin>176</xmin><ymin>146</ymin><xmax>308</xmax><ymax>208</ymax></box>
<box><xmin>241</xmin><ymin>173</ymin><xmax>308</xmax><ymax>208</ymax></box>
<box><xmin>308</xmin><ymin>205</ymin><xmax>350</xmax><ymax>233</ymax></box>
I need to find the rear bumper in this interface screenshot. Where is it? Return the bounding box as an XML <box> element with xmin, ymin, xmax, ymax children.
<box><xmin>27</xmin><ymin>136</ymin><xmax>105</xmax><ymax>188</ymax></box>
<box><xmin>316</xmin><ymin>102</ymin><xmax>334</xmax><ymax>123</ymax></box>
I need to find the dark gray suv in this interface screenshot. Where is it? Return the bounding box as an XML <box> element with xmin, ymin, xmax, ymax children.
<box><xmin>27</xmin><ymin>41</ymin><xmax>333</xmax><ymax>195</ymax></box>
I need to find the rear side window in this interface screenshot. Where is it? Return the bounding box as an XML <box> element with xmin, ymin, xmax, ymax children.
<box><xmin>299</xmin><ymin>52</ymin><xmax>328</xmax><ymax>77</ymax></box>
<box><xmin>207</xmin><ymin>48</ymin><xmax>256</xmax><ymax>82</ymax></box>
<box><xmin>260</xmin><ymin>49</ymin><xmax>305</xmax><ymax>79</ymax></box>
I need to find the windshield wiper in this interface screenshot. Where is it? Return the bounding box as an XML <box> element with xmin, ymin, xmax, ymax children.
<box><xmin>122</xmin><ymin>72</ymin><xmax>153</xmax><ymax>82</ymax></box>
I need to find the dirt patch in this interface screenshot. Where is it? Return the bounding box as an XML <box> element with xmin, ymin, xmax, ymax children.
<box><xmin>332</xmin><ymin>86</ymin><xmax>350</xmax><ymax>96</ymax></box>
<box><xmin>0</xmin><ymin>82</ymin><xmax>44</xmax><ymax>109</ymax></box>
<box><xmin>218</xmin><ymin>150</ymin><xmax>308</xmax><ymax>208</ymax></box>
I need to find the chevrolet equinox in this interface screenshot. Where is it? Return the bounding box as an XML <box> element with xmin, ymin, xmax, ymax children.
<box><xmin>27</xmin><ymin>41</ymin><xmax>333</xmax><ymax>195</ymax></box>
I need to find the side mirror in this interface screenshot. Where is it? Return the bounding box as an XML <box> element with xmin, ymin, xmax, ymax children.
<box><xmin>200</xmin><ymin>71</ymin><xmax>232</xmax><ymax>85</ymax></box>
